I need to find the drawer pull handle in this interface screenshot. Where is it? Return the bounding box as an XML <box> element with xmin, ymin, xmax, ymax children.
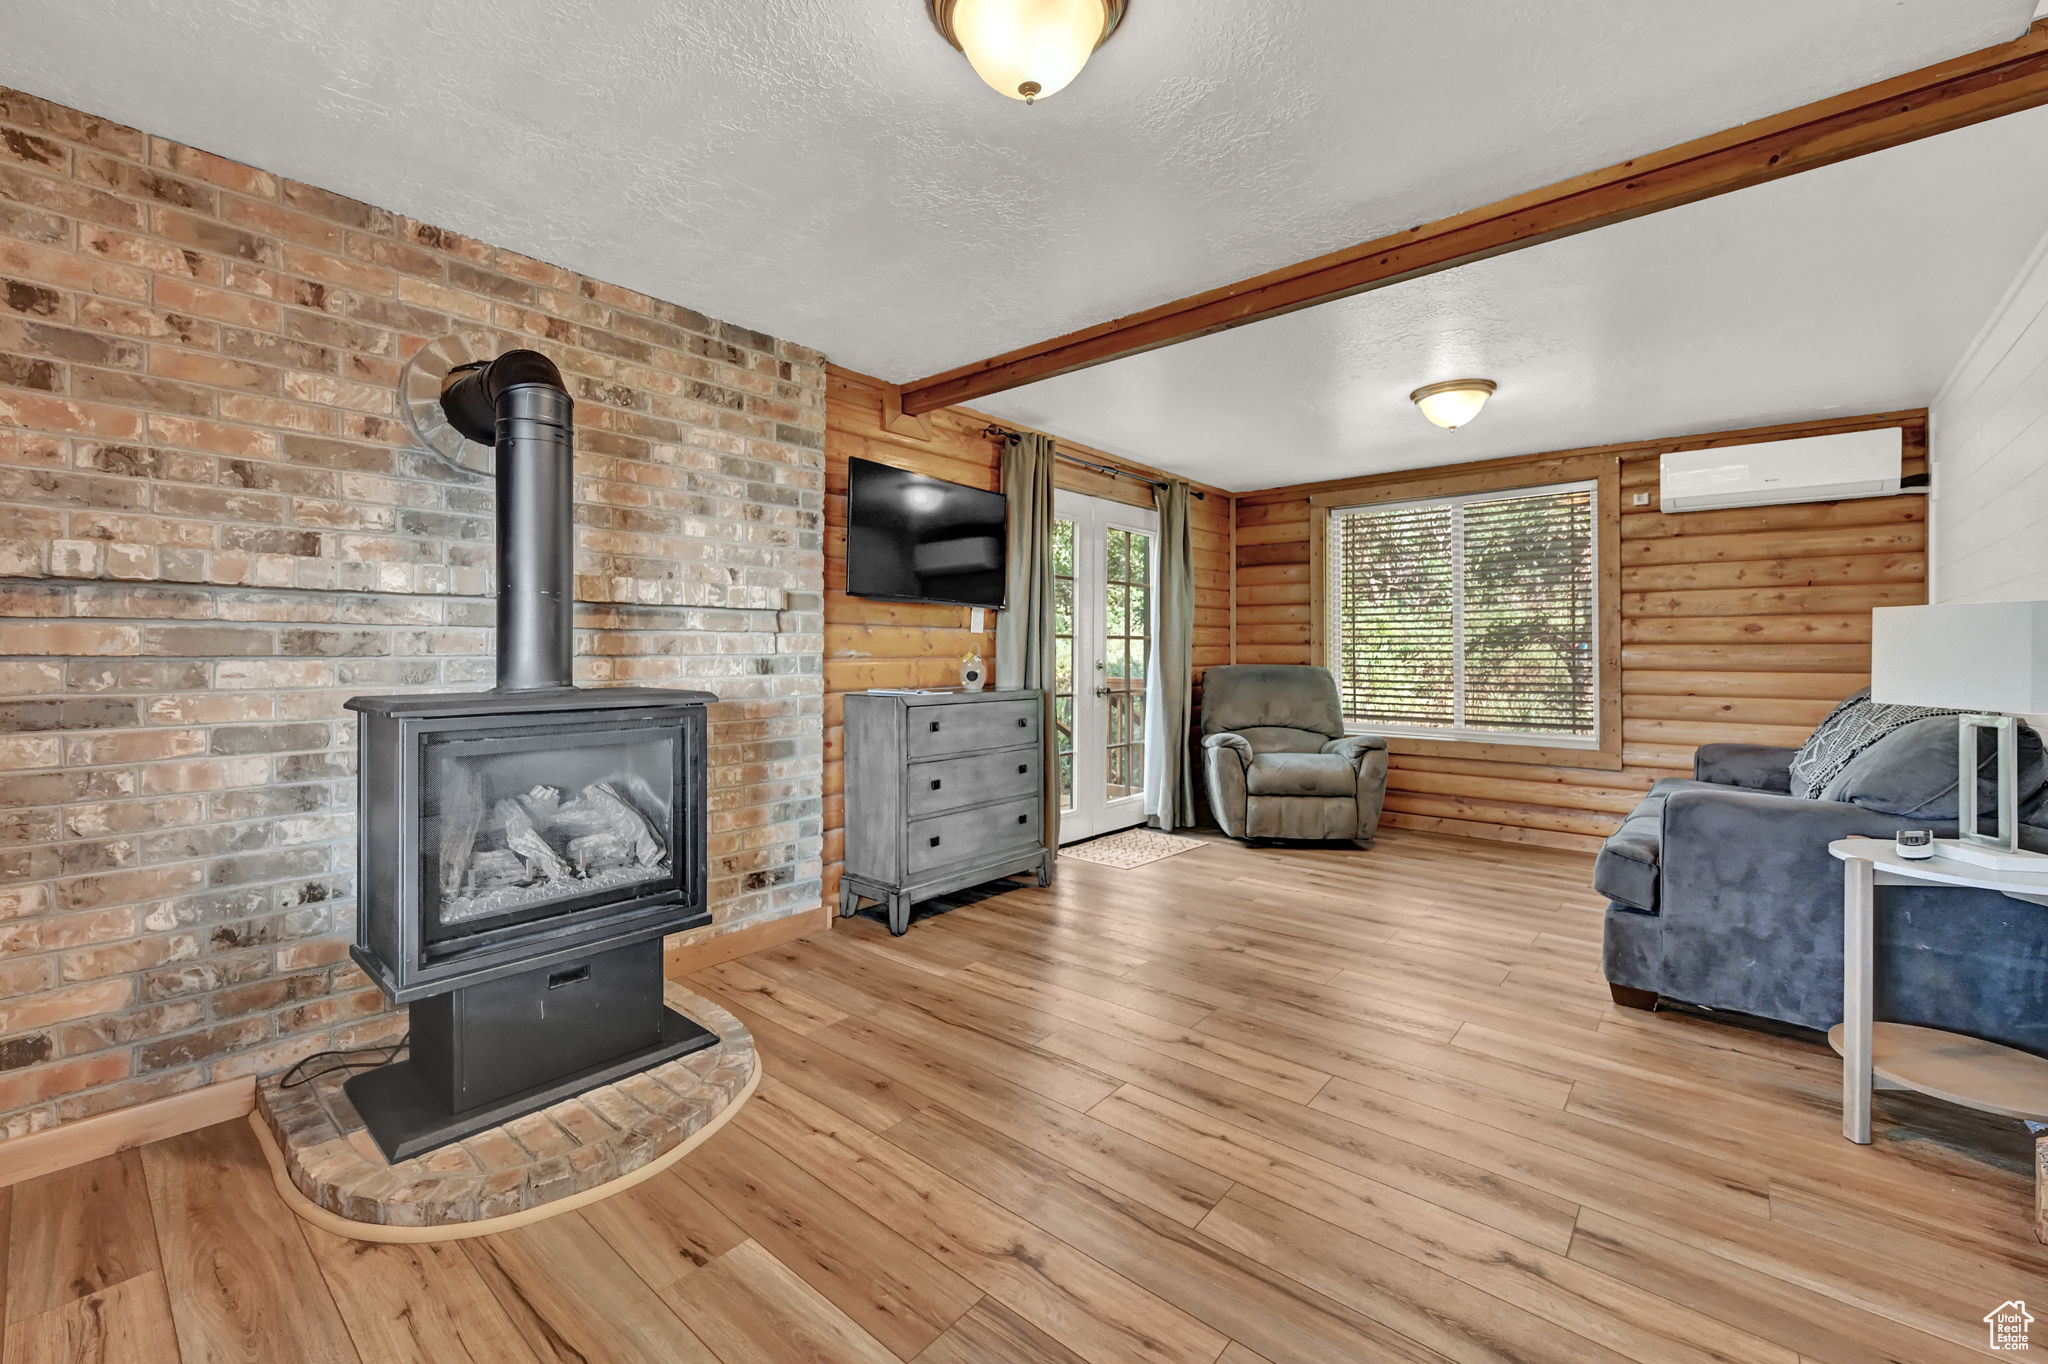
<box><xmin>929</xmin><ymin>835</ymin><xmax>942</xmax><ymax>847</ymax></box>
<box><xmin>1017</xmin><ymin>814</ymin><xmax>1028</xmax><ymax>825</ymax></box>
<box><xmin>1018</xmin><ymin>764</ymin><xmax>1028</xmax><ymax>774</ymax></box>
<box><xmin>930</xmin><ymin>720</ymin><xmax>942</xmax><ymax>732</ymax></box>
<box><xmin>929</xmin><ymin>779</ymin><xmax>942</xmax><ymax>791</ymax></box>
<box><xmin>1017</xmin><ymin>717</ymin><xmax>1028</xmax><ymax>727</ymax></box>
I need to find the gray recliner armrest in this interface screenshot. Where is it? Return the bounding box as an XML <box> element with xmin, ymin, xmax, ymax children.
<box><xmin>1321</xmin><ymin>734</ymin><xmax>1387</xmax><ymax>764</ymax></box>
<box><xmin>1692</xmin><ymin>743</ymin><xmax>1799</xmax><ymax>792</ymax></box>
<box><xmin>1201</xmin><ymin>733</ymin><xmax>1252</xmax><ymax>839</ymax></box>
<box><xmin>1203</xmin><ymin>732</ymin><xmax>1252</xmax><ymax>764</ymax></box>
<box><xmin>1323</xmin><ymin>734</ymin><xmax>1390</xmax><ymax>840</ymax></box>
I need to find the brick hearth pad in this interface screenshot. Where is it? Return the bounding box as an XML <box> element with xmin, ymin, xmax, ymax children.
<box><xmin>251</xmin><ymin>982</ymin><xmax>756</xmax><ymax>1242</ymax></box>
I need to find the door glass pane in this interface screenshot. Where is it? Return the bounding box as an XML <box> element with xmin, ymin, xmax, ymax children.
<box><xmin>1103</xmin><ymin>526</ymin><xmax>1152</xmax><ymax>802</ymax></box>
<box><xmin>1052</xmin><ymin>518</ymin><xmax>1076</xmax><ymax>812</ymax></box>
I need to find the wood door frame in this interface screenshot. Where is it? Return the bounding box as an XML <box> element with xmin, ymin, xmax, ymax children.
<box><xmin>1056</xmin><ymin>489</ymin><xmax>1161</xmax><ymax>842</ymax></box>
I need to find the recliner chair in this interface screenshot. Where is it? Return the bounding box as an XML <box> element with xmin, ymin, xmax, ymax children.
<box><xmin>1200</xmin><ymin>664</ymin><xmax>1388</xmax><ymax>843</ymax></box>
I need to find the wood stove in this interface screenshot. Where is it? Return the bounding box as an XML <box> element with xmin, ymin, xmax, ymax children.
<box><xmin>344</xmin><ymin>349</ymin><xmax>716</xmax><ymax>1161</ymax></box>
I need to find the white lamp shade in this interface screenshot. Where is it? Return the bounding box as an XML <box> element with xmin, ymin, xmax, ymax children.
<box><xmin>1870</xmin><ymin>602</ymin><xmax>2048</xmax><ymax>713</ymax></box>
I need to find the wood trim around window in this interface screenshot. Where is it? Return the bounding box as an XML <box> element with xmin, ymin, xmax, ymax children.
<box><xmin>1309</xmin><ymin>452</ymin><xmax>1623</xmax><ymax>771</ymax></box>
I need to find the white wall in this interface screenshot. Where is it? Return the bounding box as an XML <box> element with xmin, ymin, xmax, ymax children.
<box><xmin>1931</xmin><ymin>224</ymin><xmax>2048</xmax><ymax>603</ymax></box>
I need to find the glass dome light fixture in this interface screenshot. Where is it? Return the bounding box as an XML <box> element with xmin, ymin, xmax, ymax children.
<box><xmin>1410</xmin><ymin>378</ymin><xmax>1498</xmax><ymax>431</ymax></box>
<box><xmin>927</xmin><ymin>0</ymin><xmax>1128</xmax><ymax>104</ymax></box>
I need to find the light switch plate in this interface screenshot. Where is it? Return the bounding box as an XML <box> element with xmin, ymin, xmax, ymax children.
<box><xmin>970</xmin><ymin>607</ymin><xmax>985</xmax><ymax>632</ymax></box>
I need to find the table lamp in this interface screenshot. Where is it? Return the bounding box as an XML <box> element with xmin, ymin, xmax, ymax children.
<box><xmin>1870</xmin><ymin>602</ymin><xmax>2048</xmax><ymax>872</ymax></box>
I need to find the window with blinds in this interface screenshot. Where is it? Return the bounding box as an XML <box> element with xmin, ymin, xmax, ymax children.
<box><xmin>1325</xmin><ymin>481</ymin><xmax>1598</xmax><ymax>743</ymax></box>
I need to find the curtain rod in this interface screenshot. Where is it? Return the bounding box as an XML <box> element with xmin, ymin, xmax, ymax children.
<box><xmin>982</xmin><ymin>425</ymin><xmax>1208</xmax><ymax>500</ymax></box>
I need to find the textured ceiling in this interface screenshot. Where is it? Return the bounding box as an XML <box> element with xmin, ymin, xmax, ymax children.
<box><xmin>975</xmin><ymin>107</ymin><xmax>2048</xmax><ymax>489</ymax></box>
<box><xmin>0</xmin><ymin>0</ymin><xmax>2033</xmax><ymax>384</ymax></box>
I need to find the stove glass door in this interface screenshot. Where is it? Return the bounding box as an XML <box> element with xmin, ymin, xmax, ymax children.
<box><xmin>417</xmin><ymin>718</ymin><xmax>681</xmax><ymax>942</ymax></box>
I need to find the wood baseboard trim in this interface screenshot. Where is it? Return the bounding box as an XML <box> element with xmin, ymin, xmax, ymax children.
<box><xmin>246</xmin><ymin>1063</ymin><xmax>760</xmax><ymax>1244</ymax></box>
<box><xmin>664</xmin><ymin>906</ymin><xmax>826</xmax><ymax>977</ymax></box>
<box><xmin>0</xmin><ymin>1076</ymin><xmax>256</xmax><ymax>1188</ymax></box>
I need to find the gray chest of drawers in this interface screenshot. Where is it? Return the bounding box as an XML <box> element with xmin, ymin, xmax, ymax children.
<box><xmin>840</xmin><ymin>688</ymin><xmax>1054</xmax><ymax>935</ymax></box>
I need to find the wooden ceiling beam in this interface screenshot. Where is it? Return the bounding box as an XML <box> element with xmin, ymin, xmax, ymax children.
<box><xmin>896</xmin><ymin>20</ymin><xmax>2048</xmax><ymax>416</ymax></box>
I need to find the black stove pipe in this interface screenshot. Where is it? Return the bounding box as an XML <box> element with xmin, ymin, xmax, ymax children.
<box><xmin>439</xmin><ymin>350</ymin><xmax>575</xmax><ymax>692</ymax></box>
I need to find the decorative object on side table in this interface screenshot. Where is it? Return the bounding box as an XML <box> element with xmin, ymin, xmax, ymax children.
<box><xmin>1872</xmin><ymin>601</ymin><xmax>2048</xmax><ymax>873</ymax></box>
<box><xmin>1895</xmin><ymin>829</ymin><xmax>1934</xmax><ymax>860</ymax></box>
<box><xmin>960</xmin><ymin>651</ymin><xmax>987</xmax><ymax>690</ymax></box>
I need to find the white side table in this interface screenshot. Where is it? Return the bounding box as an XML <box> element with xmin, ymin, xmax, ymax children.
<box><xmin>1829</xmin><ymin>838</ymin><xmax>2048</xmax><ymax>1145</ymax></box>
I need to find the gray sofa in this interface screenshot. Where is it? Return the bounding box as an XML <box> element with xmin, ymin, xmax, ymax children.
<box><xmin>1598</xmin><ymin>714</ymin><xmax>2048</xmax><ymax>1055</ymax></box>
<box><xmin>1200</xmin><ymin>665</ymin><xmax>1388</xmax><ymax>842</ymax></box>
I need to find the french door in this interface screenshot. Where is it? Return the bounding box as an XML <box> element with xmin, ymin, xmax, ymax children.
<box><xmin>1053</xmin><ymin>490</ymin><xmax>1158</xmax><ymax>843</ymax></box>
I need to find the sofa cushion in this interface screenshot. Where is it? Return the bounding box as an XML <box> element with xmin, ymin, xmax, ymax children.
<box><xmin>1246</xmin><ymin>752</ymin><xmax>1356</xmax><ymax>798</ymax></box>
<box><xmin>1824</xmin><ymin>712</ymin><xmax>2048</xmax><ymax>819</ymax></box>
<box><xmin>1593</xmin><ymin>777</ymin><xmax>1723</xmax><ymax>912</ymax></box>
<box><xmin>1787</xmin><ymin>688</ymin><xmax>1961</xmax><ymax>799</ymax></box>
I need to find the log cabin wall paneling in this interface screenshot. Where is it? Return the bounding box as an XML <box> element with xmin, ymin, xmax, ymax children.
<box><xmin>823</xmin><ymin>367</ymin><xmax>1236</xmax><ymax>909</ymax></box>
<box><xmin>1233</xmin><ymin>410</ymin><xmax>1929</xmax><ymax>853</ymax></box>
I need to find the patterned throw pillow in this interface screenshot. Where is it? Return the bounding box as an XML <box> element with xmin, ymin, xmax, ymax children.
<box><xmin>1787</xmin><ymin>687</ymin><xmax>1963</xmax><ymax>799</ymax></box>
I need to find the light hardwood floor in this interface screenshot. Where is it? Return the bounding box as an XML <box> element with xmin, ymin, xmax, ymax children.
<box><xmin>4</xmin><ymin>828</ymin><xmax>2043</xmax><ymax>1363</ymax></box>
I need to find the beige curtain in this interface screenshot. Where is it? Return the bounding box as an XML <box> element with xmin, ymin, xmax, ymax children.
<box><xmin>996</xmin><ymin>432</ymin><xmax>1061</xmax><ymax>858</ymax></box>
<box><xmin>1144</xmin><ymin>480</ymin><xmax>1197</xmax><ymax>830</ymax></box>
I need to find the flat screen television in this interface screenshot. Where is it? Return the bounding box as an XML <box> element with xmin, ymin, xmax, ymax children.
<box><xmin>845</xmin><ymin>456</ymin><xmax>1007</xmax><ymax>609</ymax></box>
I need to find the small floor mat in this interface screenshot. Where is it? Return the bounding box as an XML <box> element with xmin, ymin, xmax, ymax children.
<box><xmin>1059</xmin><ymin>827</ymin><xmax>1209</xmax><ymax>869</ymax></box>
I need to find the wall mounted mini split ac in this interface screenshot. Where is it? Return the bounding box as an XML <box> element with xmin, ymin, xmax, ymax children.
<box><xmin>1659</xmin><ymin>428</ymin><xmax>1904</xmax><ymax>513</ymax></box>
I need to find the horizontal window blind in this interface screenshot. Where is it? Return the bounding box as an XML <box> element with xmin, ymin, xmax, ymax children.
<box><xmin>1329</xmin><ymin>500</ymin><xmax>1454</xmax><ymax>727</ymax></box>
<box><xmin>1327</xmin><ymin>482</ymin><xmax>1596</xmax><ymax>742</ymax></box>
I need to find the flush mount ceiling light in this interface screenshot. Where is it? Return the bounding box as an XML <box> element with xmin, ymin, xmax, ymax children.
<box><xmin>928</xmin><ymin>0</ymin><xmax>1127</xmax><ymax>104</ymax></box>
<box><xmin>1409</xmin><ymin>378</ymin><xmax>1497</xmax><ymax>431</ymax></box>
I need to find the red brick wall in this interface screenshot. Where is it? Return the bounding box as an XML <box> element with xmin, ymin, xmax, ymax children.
<box><xmin>0</xmin><ymin>87</ymin><xmax>826</xmax><ymax>1135</ymax></box>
